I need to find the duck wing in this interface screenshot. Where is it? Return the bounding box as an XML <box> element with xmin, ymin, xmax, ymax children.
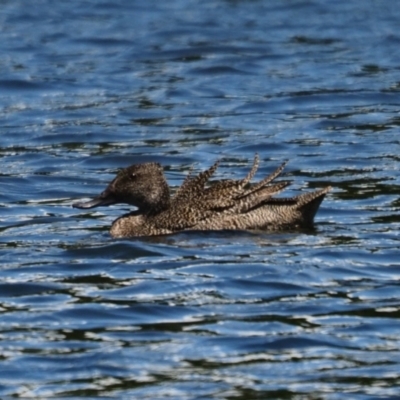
<box><xmin>155</xmin><ymin>156</ymin><xmax>292</xmax><ymax>231</ymax></box>
<box><xmin>190</xmin><ymin>186</ymin><xmax>331</xmax><ymax>231</ymax></box>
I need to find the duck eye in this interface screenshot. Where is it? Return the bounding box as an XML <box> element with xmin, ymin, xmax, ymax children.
<box><xmin>130</xmin><ymin>173</ymin><xmax>136</xmax><ymax>180</ymax></box>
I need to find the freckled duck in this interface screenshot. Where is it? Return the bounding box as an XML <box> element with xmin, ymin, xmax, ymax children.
<box><xmin>73</xmin><ymin>154</ymin><xmax>330</xmax><ymax>238</ymax></box>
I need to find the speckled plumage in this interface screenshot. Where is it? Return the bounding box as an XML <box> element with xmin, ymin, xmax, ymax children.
<box><xmin>73</xmin><ymin>155</ymin><xmax>330</xmax><ymax>238</ymax></box>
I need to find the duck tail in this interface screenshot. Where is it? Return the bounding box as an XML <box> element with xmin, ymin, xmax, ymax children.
<box><xmin>295</xmin><ymin>186</ymin><xmax>331</xmax><ymax>225</ymax></box>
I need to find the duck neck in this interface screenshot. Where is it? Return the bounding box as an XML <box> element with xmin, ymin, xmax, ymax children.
<box><xmin>143</xmin><ymin>183</ymin><xmax>171</xmax><ymax>216</ymax></box>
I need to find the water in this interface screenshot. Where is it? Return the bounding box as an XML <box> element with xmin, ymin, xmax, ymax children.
<box><xmin>1</xmin><ymin>0</ymin><xmax>400</xmax><ymax>398</ymax></box>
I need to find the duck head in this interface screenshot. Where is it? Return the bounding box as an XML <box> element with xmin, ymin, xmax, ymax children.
<box><xmin>73</xmin><ymin>162</ymin><xmax>171</xmax><ymax>213</ymax></box>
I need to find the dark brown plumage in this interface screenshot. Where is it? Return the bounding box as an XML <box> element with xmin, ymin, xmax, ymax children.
<box><xmin>73</xmin><ymin>155</ymin><xmax>330</xmax><ymax>238</ymax></box>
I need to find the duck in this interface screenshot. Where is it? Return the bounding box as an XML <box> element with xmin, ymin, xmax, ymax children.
<box><xmin>73</xmin><ymin>154</ymin><xmax>330</xmax><ymax>238</ymax></box>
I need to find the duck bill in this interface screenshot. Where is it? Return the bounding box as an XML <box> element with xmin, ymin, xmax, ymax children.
<box><xmin>73</xmin><ymin>194</ymin><xmax>117</xmax><ymax>209</ymax></box>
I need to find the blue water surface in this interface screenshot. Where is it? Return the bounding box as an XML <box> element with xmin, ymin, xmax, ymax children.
<box><xmin>1</xmin><ymin>0</ymin><xmax>400</xmax><ymax>398</ymax></box>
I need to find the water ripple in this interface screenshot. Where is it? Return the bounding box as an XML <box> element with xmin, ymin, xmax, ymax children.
<box><xmin>1</xmin><ymin>0</ymin><xmax>400</xmax><ymax>398</ymax></box>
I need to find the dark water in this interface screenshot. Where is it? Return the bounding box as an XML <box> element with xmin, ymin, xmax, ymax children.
<box><xmin>1</xmin><ymin>0</ymin><xmax>400</xmax><ymax>398</ymax></box>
